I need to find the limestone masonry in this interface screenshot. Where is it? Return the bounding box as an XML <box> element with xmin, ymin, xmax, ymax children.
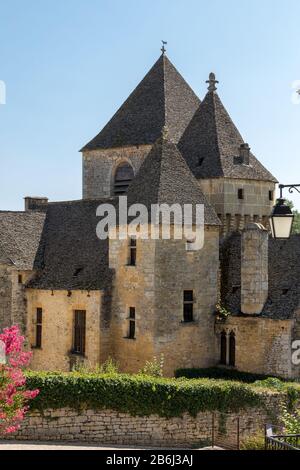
<box><xmin>0</xmin><ymin>52</ymin><xmax>299</xmax><ymax>379</ymax></box>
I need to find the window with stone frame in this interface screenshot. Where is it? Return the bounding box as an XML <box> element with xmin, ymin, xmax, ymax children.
<box><xmin>128</xmin><ymin>237</ymin><xmax>137</xmax><ymax>266</ymax></box>
<box><xmin>35</xmin><ymin>308</ymin><xmax>43</xmax><ymax>349</ymax></box>
<box><xmin>220</xmin><ymin>330</ymin><xmax>236</xmax><ymax>367</ymax></box>
<box><xmin>229</xmin><ymin>331</ymin><xmax>236</xmax><ymax>367</ymax></box>
<box><xmin>238</xmin><ymin>188</ymin><xmax>244</xmax><ymax>200</ymax></box>
<box><xmin>127</xmin><ymin>307</ymin><xmax>136</xmax><ymax>339</ymax></box>
<box><xmin>220</xmin><ymin>331</ymin><xmax>227</xmax><ymax>365</ymax></box>
<box><xmin>73</xmin><ymin>310</ymin><xmax>86</xmax><ymax>356</ymax></box>
<box><xmin>113</xmin><ymin>162</ymin><xmax>134</xmax><ymax>195</ymax></box>
<box><xmin>183</xmin><ymin>290</ymin><xmax>194</xmax><ymax>322</ymax></box>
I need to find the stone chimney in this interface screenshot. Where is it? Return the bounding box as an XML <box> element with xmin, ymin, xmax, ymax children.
<box><xmin>239</xmin><ymin>143</ymin><xmax>250</xmax><ymax>165</ymax></box>
<box><xmin>24</xmin><ymin>197</ymin><xmax>48</xmax><ymax>211</ymax></box>
<box><xmin>241</xmin><ymin>223</ymin><xmax>268</xmax><ymax>315</ymax></box>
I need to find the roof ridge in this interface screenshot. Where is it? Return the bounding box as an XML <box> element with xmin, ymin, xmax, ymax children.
<box><xmin>210</xmin><ymin>92</ymin><xmax>224</xmax><ymax>178</ymax></box>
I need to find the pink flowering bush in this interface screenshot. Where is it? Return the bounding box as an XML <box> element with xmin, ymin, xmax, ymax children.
<box><xmin>0</xmin><ymin>326</ymin><xmax>39</xmax><ymax>435</ymax></box>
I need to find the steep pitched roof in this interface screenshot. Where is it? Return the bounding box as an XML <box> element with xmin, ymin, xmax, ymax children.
<box><xmin>0</xmin><ymin>211</ymin><xmax>46</xmax><ymax>270</ymax></box>
<box><xmin>81</xmin><ymin>55</ymin><xmax>200</xmax><ymax>151</ymax></box>
<box><xmin>178</xmin><ymin>87</ymin><xmax>277</xmax><ymax>183</ymax></box>
<box><xmin>221</xmin><ymin>233</ymin><xmax>300</xmax><ymax>320</ymax></box>
<box><xmin>27</xmin><ymin>200</ymin><xmax>115</xmax><ymax>291</ymax></box>
<box><xmin>127</xmin><ymin>136</ymin><xmax>220</xmax><ymax>226</ymax></box>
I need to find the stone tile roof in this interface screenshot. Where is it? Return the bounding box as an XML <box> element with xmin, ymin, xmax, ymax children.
<box><xmin>126</xmin><ymin>136</ymin><xmax>221</xmax><ymax>226</ymax></box>
<box><xmin>27</xmin><ymin>200</ymin><xmax>115</xmax><ymax>291</ymax></box>
<box><xmin>178</xmin><ymin>90</ymin><xmax>277</xmax><ymax>183</ymax></box>
<box><xmin>220</xmin><ymin>233</ymin><xmax>300</xmax><ymax>320</ymax></box>
<box><xmin>0</xmin><ymin>211</ymin><xmax>46</xmax><ymax>270</ymax></box>
<box><xmin>81</xmin><ymin>55</ymin><xmax>200</xmax><ymax>151</ymax></box>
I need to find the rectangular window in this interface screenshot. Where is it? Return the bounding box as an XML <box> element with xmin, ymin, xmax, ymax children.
<box><xmin>18</xmin><ymin>274</ymin><xmax>23</xmax><ymax>284</ymax></box>
<box><xmin>129</xmin><ymin>237</ymin><xmax>137</xmax><ymax>266</ymax></box>
<box><xmin>73</xmin><ymin>310</ymin><xmax>86</xmax><ymax>356</ymax></box>
<box><xmin>269</xmin><ymin>190</ymin><xmax>274</xmax><ymax>201</ymax></box>
<box><xmin>128</xmin><ymin>307</ymin><xmax>136</xmax><ymax>339</ymax></box>
<box><xmin>238</xmin><ymin>188</ymin><xmax>244</xmax><ymax>200</ymax></box>
<box><xmin>35</xmin><ymin>308</ymin><xmax>43</xmax><ymax>348</ymax></box>
<box><xmin>183</xmin><ymin>290</ymin><xmax>194</xmax><ymax>322</ymax></box>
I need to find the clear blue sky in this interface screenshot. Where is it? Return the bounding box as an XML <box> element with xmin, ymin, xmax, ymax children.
<box><xmin>1</xmin><ymin>0</ymin><xmax>300</xmax><ymax>210</ymax></box>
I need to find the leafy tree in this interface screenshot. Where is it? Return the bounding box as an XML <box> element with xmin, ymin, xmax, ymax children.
<box><xmin>286</xmin><ymin>200</ymin><xmax>300</xmax><ymax>234</ymax></box>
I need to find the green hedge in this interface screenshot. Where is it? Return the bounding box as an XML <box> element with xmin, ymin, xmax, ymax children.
<box><xmin>175</xmin><ymin>367</ymin><xmax>278</xmax><ymax>383</ymax></box>
<box><xmin>26</xmin><ymin>372</ymin><xmax>264</xmax><ymax>417</ymax></box>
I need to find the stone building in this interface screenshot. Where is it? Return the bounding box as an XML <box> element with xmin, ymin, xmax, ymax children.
<box><xmin>0</xmin><ymin>52</ymin><xmax>299</xmax><ymax>378</ymax></box>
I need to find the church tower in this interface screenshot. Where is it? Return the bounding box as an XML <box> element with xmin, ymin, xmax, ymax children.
<box><xmin>80</xmin><ymin>53</ymin><xmax>200</xmax><ymax>200</ymax></box>
<box><xmin>178</xmin><ymin>73</ymin><xmax>277</xmax><ymax>234</ymax></box>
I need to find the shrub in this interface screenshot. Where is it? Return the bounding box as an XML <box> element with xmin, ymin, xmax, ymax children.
<box><xmin>280</xmin><ymin>401</ymin><xmax>300</xmax><ymax>434</ymax></box>
<box><xmin>175</xmin><ymin>367</ymin><xmax>275</xmax><ymax>383</ymax></box>
<box><xmin>0</xmin><ymin>326</ymin><xmax>39</xmax><ymax>435</ymax></box>
<box><xmin>138</xmin><ymin>355</ymin><xmax>164</xmax><ymax>378</ymax></box>
<box><xmin>25</xmin><ymin>372</ymin><xmax>263</xmax><ymax>417</ymax></box>
<box><xmin>72</xmin><ymin>358</ymin><xmax>119</xmax><ymax>375</ymax></box>
<box><xmin>240</xmin><ymin>433</ymin><xmax>265</xmax><ymax>450</ymax></box>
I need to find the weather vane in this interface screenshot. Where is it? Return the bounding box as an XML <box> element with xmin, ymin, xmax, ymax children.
<box><xmin>161</xmin><ymin>40</ymin><xmax>167</xmax><ymax>55</ymax></box>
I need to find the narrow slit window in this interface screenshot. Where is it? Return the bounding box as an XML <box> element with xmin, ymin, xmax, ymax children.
<box><xmin>220</xmin><ymin>331</ymin><xmax>227</xmax><ymax>365</ymax></box>
<box><xmin>18</xmin><ymin>274</ymin><xmax>23</xmax><ymax>284</ymax></box>
<box><xmin>73</xmin><ymin>310</ymin><xmax>86</xmax><ymax>356</ymax></box>
<box><xmin>238</xmin><ymin>188</ymin><xmax>244</xmax><ymax>200</ymax></box>
<box><xmin>229</xmin><ymin>331</ymin><xmax>236</xmax><ymax>367</ymax></box>
<box><xmin>183</xmin><ymin>290</ymin><xmax>194</xmax><ymax>322</ymax></box>
<box><xmin>128</xmin><ymin>307</ymin><xmax>136</xmax><ymax>339</ymax></box>
<box><xmin>129</xmin><ymin>237</ymin><xmax>137</xmax><ymax>266</ymax></box>
<box><xmin>269</xmin><ymin>190</ymin><xmax>274</xmax><ymax>201</ymax></box>
<box><xmin>35</xmin><ymin>308</ymin><xmax>43</xmax><ymax>349</ymax></box>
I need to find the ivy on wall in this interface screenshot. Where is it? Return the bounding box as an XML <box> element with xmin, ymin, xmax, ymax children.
<box><xmin>25</xmin><ymin>372</ymin><xmax>279</xmax><ymax>418</ymax></box>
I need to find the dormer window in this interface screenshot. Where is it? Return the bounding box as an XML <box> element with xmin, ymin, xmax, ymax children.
<box><xmin>114</xmin><ymin>162</ymin><xmax>134</xmax><ymax>195</ymax></box>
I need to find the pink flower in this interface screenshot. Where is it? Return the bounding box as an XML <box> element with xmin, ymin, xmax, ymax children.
<box><xmin>0</xmin><ymin>325</ymin><xmax>39</xmax><ymax>435</ymax></box>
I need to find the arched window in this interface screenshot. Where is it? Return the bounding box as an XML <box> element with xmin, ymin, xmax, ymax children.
<box><xmin>114</xmin><ymin>162</ymin><xmax>134</xmax><ymax>195</ymax></box>
<box><xmin>229</xmin><ymin>331</ymin><xmax>236</xmax><ymax>367</ymax></box>
<box><xmin>220</xmin><ymin>331</ymin><xmax>227</xmax><ymax>365</ymax></box>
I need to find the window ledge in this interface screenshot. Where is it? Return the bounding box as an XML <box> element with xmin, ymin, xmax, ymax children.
<box><xmin>123</xmin><ymin>337</ymin><xmax>136</xmax><ymax>341</ymax></box>
<box><xmin>68</xmin><ymin>351</ymin><xmax>86</xmax><ymax>358</ymax></box>
<box><xmin>180</xmin><ymin>320</ymin><xmax>199</xmax><ymax>326</ymax></box>
<box><xmin>31</xmin><ymin>346</ymin><xmax>43</xmax><ymax>350</ymax></box>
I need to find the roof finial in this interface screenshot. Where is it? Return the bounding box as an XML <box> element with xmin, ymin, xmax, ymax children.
<box><xmin>161</xmin><ymin>40</ymin><xmax>167</xmax><ymax>55</ymax></box>
<box><xmin>206</xmin><ymin>72</ymin><xmax>219</xmax><ymax>92</ymax></box>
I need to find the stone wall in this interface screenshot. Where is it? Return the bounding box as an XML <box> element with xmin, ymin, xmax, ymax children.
<box><xmin>109</xmin><ymin>225</ymin><xmax>219</xmax><ymax>376</ymax></box>
<box><xmin>241</xmin><ymin>224</ymin><xmax>268</xmax><ymax>315</ymax></box>
<box><xmin>0</xmin><ymin>265</ymin><xmax>32</xmax><ymax>333</ymax></box>
<box><xmin>153</xmin><ymin>226</ymin><xmax>219</xmax><ymax>375</ymax></box>
<box><xmin>215</xmin><ymin>316</ymin><xmax>294</xmax><ymax>378</ymax></box>
<box><xmin>9</xmin><ymin>395</ymin><xmax>282</xmax><ymax>446</ymax></box>
<box><xmin>0</xmin><ymin>264</ymin><xmax>12</xmax><ymax>330</ymax></box>
<box><xmin>200</xmin><ymin>178</ymin><xmax>275</xmax><ymax>234</ymax></box>
<box><xmin>26</xmin><ymin>289</ymin><xmax>103</xmax><ymax>371</ymax></box>
<box><xmin>82</xmin><ymin>145</ymin><xmax>152</xmax><ymax>199</ymax></box>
